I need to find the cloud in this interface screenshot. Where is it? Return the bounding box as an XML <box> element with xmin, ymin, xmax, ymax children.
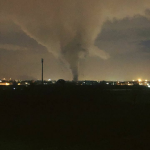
<box><xmin>0</xmin><ymin>44</ymin><xmax>29</xmax><ymax>51</ymax></box>
<box><xmin>1</xmin><ymin>0</ymin><xmax>150</xmax><ymax>80</ymax></box>
<box><xmin>0</xmin><ymin>20</ymin><xmax>48</xmax><ymax>53</ymax></box>
<box><xmin>95</xmin><ymin>15</ymin><xmax>150</xmax><ymax>55</ymax></box>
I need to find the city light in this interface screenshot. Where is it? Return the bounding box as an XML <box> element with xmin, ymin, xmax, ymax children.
<box><xmin>0</xmin><ymin>78</ymin><xmax>150</xmax><ymax>87</ymax></box>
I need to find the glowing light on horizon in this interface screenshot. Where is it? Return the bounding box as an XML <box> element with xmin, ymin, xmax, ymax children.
<box><xmin>138</xmin><ymin>79</ymin><xmax>142</xmax><ymax>82</ymax></box>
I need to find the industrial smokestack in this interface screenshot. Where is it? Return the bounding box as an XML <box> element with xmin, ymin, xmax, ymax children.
<box><xmin>41</xmin><ymin>58</ymin><xmax>44</xmax><ymax>85</ymax></box>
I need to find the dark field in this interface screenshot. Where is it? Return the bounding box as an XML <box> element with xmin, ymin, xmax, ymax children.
<box><xmin>0</xmin><ymin>85</ymin><xmax>150</xmax><ymax>150</ymax></box>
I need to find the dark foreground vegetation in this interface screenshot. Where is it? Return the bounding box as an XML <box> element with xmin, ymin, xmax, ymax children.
<box><xmin>0</xmin><ymin>85</ymin><xmax>150</xmax><ymax>149</ymax></box>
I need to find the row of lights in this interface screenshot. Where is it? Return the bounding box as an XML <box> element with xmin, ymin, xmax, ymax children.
<box><xmin>132</xmin><ymin>79</ymin><xmax>148</xmax><ymax>82</ymax></box>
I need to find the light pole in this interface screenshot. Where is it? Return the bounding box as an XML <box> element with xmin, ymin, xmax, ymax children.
<box><xmin>41</xmin><ymin>58</ymin><xmax>44</xmax><ymax>85</ymax></box>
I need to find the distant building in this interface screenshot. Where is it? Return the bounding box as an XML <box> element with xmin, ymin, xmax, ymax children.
<box><xmin>0</xmin><ymin>82</ymin><xmax>13</xmax><ymax>85</ymax></box>
<box><xmin>82</xmin><ymin>80</ymin><xmax>98</xmax><ymax>85</ymax></box>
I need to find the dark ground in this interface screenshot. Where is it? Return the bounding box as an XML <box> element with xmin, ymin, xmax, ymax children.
<box><xmin>0</xmin><ymin>85</ymin><xmax>150</xmax><ymax>150</ymax></box>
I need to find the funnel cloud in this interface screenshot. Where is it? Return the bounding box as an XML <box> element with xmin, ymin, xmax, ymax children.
<box><xmin>1</xmin><ymin>0</ymin><xmax>150</xmax><ymax>80</ymax></box>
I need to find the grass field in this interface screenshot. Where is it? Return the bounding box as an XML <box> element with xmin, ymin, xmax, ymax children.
<box><xmin>0</xmin><ymin>85</ymin><xmax>150</xmax><ymax>149</ymax></box>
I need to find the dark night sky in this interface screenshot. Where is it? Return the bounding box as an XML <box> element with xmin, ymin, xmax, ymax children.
<box><xmin>1</xmin><ymin>0</ymin><xmax>150</xmax><ymax>81</ymax></box>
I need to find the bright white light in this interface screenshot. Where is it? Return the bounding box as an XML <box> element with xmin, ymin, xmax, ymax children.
<box><xmin>13</xmin><ymin>88</ymin><xmax>16</xmax><ymax>90</ymax></box>
<box><xmin>106</xmin><ymin>83</ymin><xmax>109</xmax><ymax>85</ymax></box>
<box><xmin>145</xmin><ymin>80</ymin><xmax>147</xmax><ymax>82</ymax></box>
<box><xmin>132</xmin><ymin>80</ymin><xmax>134</xmax><ymax>81</ymax></box>
<box><xmin>48</xmin><ymin>79</ymin><xmax>51</xmax><ymax>81</ymax></box>
<box><xmin>138</xmin><ymin>79</ymin><xmax>142</xmax><ymax>82</ymax></box>
<box><xmin>148</xmin><ymin>85</ymin><xmax>150</xmax><ymax>88</ymax></box>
